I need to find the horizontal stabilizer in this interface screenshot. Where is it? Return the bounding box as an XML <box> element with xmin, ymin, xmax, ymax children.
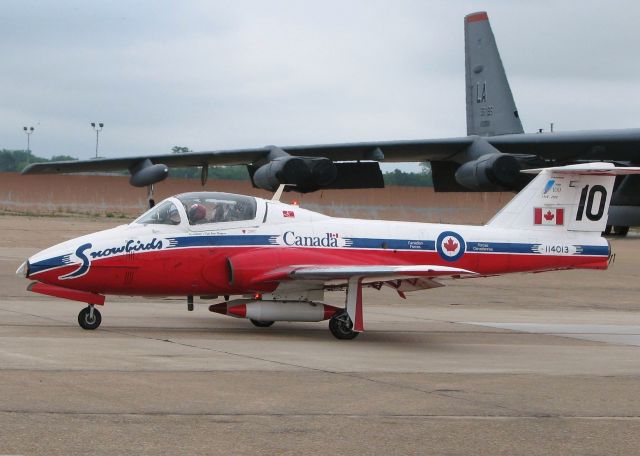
<box><xmin>522</xmin><ymin>163</ymin><xmax>640</xmax><ymax>176</ymax></box>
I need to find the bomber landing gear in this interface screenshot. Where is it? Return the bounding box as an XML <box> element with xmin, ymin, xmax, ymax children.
<box><xmin>78</xmin><ymin>305</ymin><xmax>102</xmax><ymax>330</ymax></box>
<box><xmin>147</xmin><ymin>184</ymin><xmax>156</xmax><ymax>208</ymax></box>
<box><xmin>250</xmin><ymin>319</ymin><xmax>274</xmax><ymax>328</ymax></box>
<box><xmin>613</xmin><ymin>226</ymin><xmax>630</xmax><ymax>236</ymax></box>
<box><xmin>329</xmin><ymin>310</ymin><xmax>359</xmax><ymax>340</ymax></box>
<box><xmin>604</xmin><ymin>225</ymin><xmax>630</xmax><ymax>236</ymax></box>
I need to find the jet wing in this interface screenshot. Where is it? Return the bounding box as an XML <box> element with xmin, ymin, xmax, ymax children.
<box><xmin>255</xmin><ymin>264</ymin><xmax>476</xmax><ymax>284</ymax></box>
<box><xmin>21</xmin><ymin>137</ymin><xmax>473</xmax><ymax>174</ymax></box>
<box><xmin>256</xmin><ymin>264</ymin><xmax>476</xmax><ymax>319</ymax></box>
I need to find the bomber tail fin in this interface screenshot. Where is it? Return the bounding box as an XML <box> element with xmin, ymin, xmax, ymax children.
<box><xmin>465</xmin><ymin>11</ymin><xmax>523</xmax><ymax>136</ymax></box>
<box><xmin>487</xmin><ymin>163</ymin><xmax>640</xmax><ymax>233</ymax></box>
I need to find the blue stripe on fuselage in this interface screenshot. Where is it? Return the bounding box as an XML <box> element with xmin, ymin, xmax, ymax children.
<box><xmin>166</xmin><ymin>235</ymin><xmax>276</xmax><ymax>248</ymax></box>
<box><xmin>574</xmin><ymin>245</ymin><xmax>609</xmax><ymax>256</ymax></box>
<box><xmin>344</xmin><ymin>237</ymin><xmax>436</xmax><ymax>250</ymax></box>
<box><xmin>27</xmin><ymin>238</ymin><xmax>606</xmax><ymax>278</ymax></box>
<box><xmin>29</xmin><ymin>254</ymin><xmax>72</xmax><ymax>275</ymax></box>
<box><xmin>466</xmin><ymin>242</ymin><xmax>539</xmax><ymax>254</ymax></box>
<box><xmin>164</xmin><ymin>235</ymin><xmax>606</xmax><ymax>256</ymax></box>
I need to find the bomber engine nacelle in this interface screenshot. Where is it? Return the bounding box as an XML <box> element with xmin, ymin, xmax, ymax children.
<box><xmin>454</xmin><ymin>153</ymin><xmax>521</xmax><ymax>191</ymax></box>
<box><xmin>251</xmin><ymin>156</ymin><xmax>338</xmax><ymax>193</ymax></box>
<box><xmin>129</xmin><ymin>159</ymin><xmax>169</xmax><ymax>187</ymax></box>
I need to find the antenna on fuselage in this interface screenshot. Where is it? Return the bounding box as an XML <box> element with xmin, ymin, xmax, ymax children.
<box><xmin>271</xmin><ymin>184</ymin><xmax>295</xmax><ymax>202</ymax></box>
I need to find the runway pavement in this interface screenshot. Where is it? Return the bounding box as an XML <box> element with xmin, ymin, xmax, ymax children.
<box><xmin>1</xmin><ymin>215</ymin><xmax>640</xmax><ymax>455</ymax></box>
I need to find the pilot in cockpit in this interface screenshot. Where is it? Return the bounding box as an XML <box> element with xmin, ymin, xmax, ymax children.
<box><xmin>210</xmin><ymin>203</ymin><xmax>225</xmax><ymax>223</ymax></box>
<box><xmin>188</xmin><ymin>203</ymin><xmax>207</xmax><ymax>225</ymax></box>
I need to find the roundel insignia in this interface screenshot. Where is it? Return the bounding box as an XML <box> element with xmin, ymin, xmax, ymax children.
<box><xmin>436</xmin><ymin>231</ymin><xmax>465</xmax><ymax>262</ymax></box>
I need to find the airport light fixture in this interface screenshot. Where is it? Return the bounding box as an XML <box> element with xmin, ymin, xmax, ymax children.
<box><xmin>23</xmin><ymin>126</ymin><xmax>34</xmax><ymax>154</ymax></box>
<box><xmin>91</xmin><ymin>122</ymin><xmax>104</xmax><ymax>159</ymax></box>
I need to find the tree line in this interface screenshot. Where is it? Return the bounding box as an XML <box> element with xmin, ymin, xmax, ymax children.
<box><xmin>0</xmin><ymin>148</ymin><xmax>433</xmax><ymax>187</ymax></box>
<box><xmin>0</xmin><ymin>149</ymin><xmax>76</xmax><ymax>173</ymax></box>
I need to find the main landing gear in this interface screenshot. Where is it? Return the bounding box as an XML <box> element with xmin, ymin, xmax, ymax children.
<box><xmin>78</xmin><ymin>305</ymin><xmax>102</xmax><ymax>330</ymax></box>
<box><xmin>250</xmin><ymin>319</ymin><xmax>275</xmax><ymax>328</ymax></box>
<box><xmin>329</xmin><ymin>310</ymin><xmax>359</xmax><ymax>340</ymax></box>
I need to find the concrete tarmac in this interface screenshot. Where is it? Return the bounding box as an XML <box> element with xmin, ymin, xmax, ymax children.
<box><xmin>1</xmin><ymin>215</ymin><xmax>640</xmax><ymax>455</ymax></box>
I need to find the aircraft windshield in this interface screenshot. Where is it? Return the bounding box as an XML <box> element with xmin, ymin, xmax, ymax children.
<box><xmin>135</xmin><ymin>200</ymin><xmax>182</xmax><ymax>225</ymax></box>
<box><xmin>176</xmin><ymin>192</ymin><xmax>257</xmax><ymax>225</ymax></box>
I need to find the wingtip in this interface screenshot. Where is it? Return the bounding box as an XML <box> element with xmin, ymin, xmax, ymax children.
<box><xmin>465</xmin><ymin>11</ymin><xmax>489</xmax><ymax>23</ymax></box>
<box><xmin>21</xmin><ymin>164</ymin><xmax>35</xmax><ymax>174</ymax></box>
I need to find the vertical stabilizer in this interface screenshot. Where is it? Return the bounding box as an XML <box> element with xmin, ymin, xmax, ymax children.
<box><xmin>486</xmin><ymin>163</ymin><xmax>640</xmax><ymax>233</ymax></box>
<box><xmin>465</xmin><ymin>12</ymin><xmax>523</xmax><ymax>136</ymax></box>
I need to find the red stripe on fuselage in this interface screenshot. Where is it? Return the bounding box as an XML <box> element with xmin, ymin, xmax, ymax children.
<box><xmin>29</xmin><ymin>246</ymin><xmax>608</xmax><ymax>296</ymax></box>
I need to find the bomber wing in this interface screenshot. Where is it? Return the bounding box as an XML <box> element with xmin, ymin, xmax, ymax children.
<box><xmin>487</xmin><ymin>128</ymin><xmax>640</xmax><ymax>162</ymax></box>
<box><xmin>21</xmin><ymin>128</ymin><xmax>640</xmax><ymax>177</ymax></box>
<box><xmin>21</xmin><ymin>137</ymin><xmax>473</xmax><ymax>175</ymax></box>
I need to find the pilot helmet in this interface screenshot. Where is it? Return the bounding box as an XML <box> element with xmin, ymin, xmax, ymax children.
<box><xmin>188</xmin><ymin>203</ymin><xmax>206</xmax><ymax>222</ymax></box>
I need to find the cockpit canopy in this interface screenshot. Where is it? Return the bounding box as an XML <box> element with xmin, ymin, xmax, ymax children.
<box><xmin>133</xmin><ymin>192</ymin><xmax>258</xmax><ymax>226</ymax></box>
<box><xmin>178</xmin><ymin>192</ymin><xmax>257</xmax><ymax>225</ymax></box>
<box><xmin>135</xmin><ymin>200</ymin><xmax>182</xmax><ymax>225</ymax></box>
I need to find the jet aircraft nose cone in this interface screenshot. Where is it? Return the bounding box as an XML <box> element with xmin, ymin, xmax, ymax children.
<box><xmin>16</xmin><ymin>260</ymin><xmax>29</xmax><ymax>278</ymax></box>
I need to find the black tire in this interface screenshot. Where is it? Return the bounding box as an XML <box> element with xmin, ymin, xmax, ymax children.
<box><xmin>329</xmin><ymin>310</ymin><xmax>359</xmax><ymax>340</ymax></box>
<box><xmin>78</xmin><ymin>306</ymin><xmax>101</xmax><ymax>330</ymax></box>
<box><xmin>613</xmin><ymin>226</ymin><xmax>630</xmax><ymax>236</ymax></box>
<box><xmin>250</xmin><ymin>319</ymin><xmax>274</xmax><ymax>328</ymax></box>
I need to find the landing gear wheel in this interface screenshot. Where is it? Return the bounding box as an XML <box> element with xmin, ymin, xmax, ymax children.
<box><xmin>250</xmin><ymin>319</ymin><xmax>274</xmax><ymax>328</ymax></box>
<box><xmin>613</xmin><ymin>226</ymin><xmax>630</xmax><ymax>236</ymax></box>
<box><xmin>329</xmin><ymin>310</ymin><xmax>359</xmax><ymax>340</ymax></box>
<box><xmin>78</xmin><ymin>306</ymin><xmax>101</xmax><ymax>330</ymax></box>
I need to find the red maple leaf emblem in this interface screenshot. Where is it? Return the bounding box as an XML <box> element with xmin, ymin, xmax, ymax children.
<box><xmin>544</xmin><ymin>210</ymin><xmax>554</xmax><ymax>221</ymax></box>
<box><xmin>443</xmin><ymin>237</ymin><xmax>458</xmax><ymax>252</ymax></box>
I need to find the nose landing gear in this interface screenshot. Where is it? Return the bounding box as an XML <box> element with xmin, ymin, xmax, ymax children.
<box><xmin>78</xmin><ymin>305</ymin><xmax>102</xmax><ymax>330</ymax></box>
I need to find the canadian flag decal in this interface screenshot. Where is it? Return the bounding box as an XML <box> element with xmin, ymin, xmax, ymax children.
<box><xmin>534</xmin><ymin>207</ymin><xmax>564</xmax><ymax>225</ymax></box>
<box><xmin>282</xmin><ymin>210</ymin><xmax>295</xmax><ymax>218</ymax></box>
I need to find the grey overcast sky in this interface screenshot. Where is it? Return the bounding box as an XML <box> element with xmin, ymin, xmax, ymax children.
<box><xmin>1</xmin><ymin>0</ymin><xmax>639</xmax><ymax>169</ymax></box>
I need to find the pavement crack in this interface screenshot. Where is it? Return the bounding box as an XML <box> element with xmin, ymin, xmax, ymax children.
<box><xmin>1</xmin><ymin>410</ymin><xmax>639</xmax><ymax>420</ymax></box>
<box><xmin>100</xmin><ymin>326</ymin><xmax>530</xmax><ymax>417</ymax></box>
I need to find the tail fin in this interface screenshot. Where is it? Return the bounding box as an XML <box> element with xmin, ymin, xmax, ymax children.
<box><xmin>465</xmin><ymin>11</ymin><xmax>523</xmax><ymax>136</ymax></box>
<box><xmin>487</xmin><ymin>163</ymin><xmax>640</xmax><ymax>233</ymax></box>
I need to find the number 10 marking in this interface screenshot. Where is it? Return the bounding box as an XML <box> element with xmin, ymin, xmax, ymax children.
<box><xmin>576</xmin><ymin>185</ymin><xmax>607</xmax><ymax>221</ymax></box>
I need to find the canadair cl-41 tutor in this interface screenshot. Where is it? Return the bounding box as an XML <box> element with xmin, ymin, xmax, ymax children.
<box><xmin>17</xmin><ymin>163</ymin><xmax>640</xmax><ymax>339</ymax></box>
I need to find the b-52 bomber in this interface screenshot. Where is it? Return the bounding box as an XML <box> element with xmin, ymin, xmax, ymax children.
<box><xmin>22</xmin><ymin>12</ymin><xmax>640</xmax><ymax>232</ymax></box>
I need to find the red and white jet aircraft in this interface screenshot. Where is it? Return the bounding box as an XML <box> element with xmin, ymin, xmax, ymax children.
<box><xmin>17</xmin><ymin>163</ymin><xmax>640</xmax><ymax>339</ymax></box>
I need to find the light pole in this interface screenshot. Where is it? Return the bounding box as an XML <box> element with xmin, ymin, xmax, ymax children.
<box><xmin>23</xmin><ymin>126</ymin><xmax>34</xmax><ymax>153</ymax></box>
<box><xmin>90</xmin><ymin>122</ymin><xmax>104</xmax><ymax>158</ymax></box>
